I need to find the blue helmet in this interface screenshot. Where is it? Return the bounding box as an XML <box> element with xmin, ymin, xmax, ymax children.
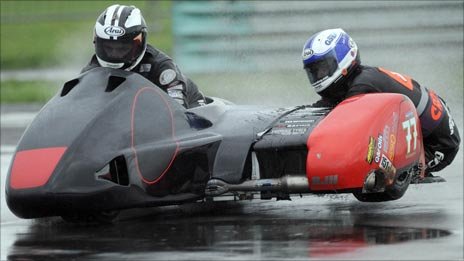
<box><xmin>302</xmin><ymin>28</ymin><xmax>360</xmax><ymax>96</ymax></box>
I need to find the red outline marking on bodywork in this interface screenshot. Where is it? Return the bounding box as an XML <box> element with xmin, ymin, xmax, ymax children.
<box><xmin>130</xmin><ymin>87</ymin><xmax>180</xmax><ymax>185</ymax></box>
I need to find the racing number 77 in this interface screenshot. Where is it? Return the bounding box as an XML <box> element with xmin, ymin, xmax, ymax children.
<box><xmin>402</xmin><ymin>117</ymin><xmax>418</xmax><ymax>155</ymax></box>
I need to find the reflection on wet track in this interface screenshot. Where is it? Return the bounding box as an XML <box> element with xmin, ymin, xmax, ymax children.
<box><xmin>6</xmin><ymin>201</ymin><xmax>452</xmax><ymax>260</ymax></box>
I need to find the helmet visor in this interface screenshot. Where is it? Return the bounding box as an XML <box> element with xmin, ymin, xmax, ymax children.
<box><xmin>304</xmin><ymin>53</ymin><xmax>338</xmax><ymax>84</ymax></box>
<box><xmin>95</xmin><ymin>34</ymin><xmax>144</xmax><ymax>64</ymax></box>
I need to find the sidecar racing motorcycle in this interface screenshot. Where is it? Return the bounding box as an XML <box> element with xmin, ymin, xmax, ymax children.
<box><xmin>6</xmin><ymin>67</ymin><xmax>427</xmax><ymax>222</ymax></box>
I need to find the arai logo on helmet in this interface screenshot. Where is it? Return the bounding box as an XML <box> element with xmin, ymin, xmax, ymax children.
<box><xmin>302</xmin><ymin>48</ymin><xmax>314</xmax><ymax>59</ymax></box>
<box><xmin>104</xmin><ymin>26</ymin><xmax>125</xmax><ymax>37</ymax></box>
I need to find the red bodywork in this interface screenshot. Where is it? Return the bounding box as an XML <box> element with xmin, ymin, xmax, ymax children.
<box><xmin>306</xmin><ymin>93</ymin><xmax>425</xmax><ymax>191</ymax></box>
<box><xmin>9</xmin><ymin>147</ymin><xmax>67</xmax><ymax>189</ymax></box>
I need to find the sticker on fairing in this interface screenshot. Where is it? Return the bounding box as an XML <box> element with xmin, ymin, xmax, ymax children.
<box><xmin>284</xmin><ymin>119</ymin><xmax>315</xmax><ymax>124</ymax></box>
<box><xmin>374</xmin><ymin>134</ymin><xmax>383</xmax><ymax>163</ymax></box>
<box><xmin>139</xmin><ymin>64</ymin><xmax>151</xmax><ymax>73</ymax></box>
<box><xmin>379</xmin><ymin>154</ymin><xmax>396</xmax><ymax>175</ymax></box>
<box><xmin>286</xmin><ymin>124</ymin><xmax>313</xmax><ymax>128</ymax></box>
<box><xmin>366</xmin><ymin>136</ymin><xmax>375</xmax><ymax>164</ymax></box>
<box><xmin>167</xmin><ymin>89</ymin><xmax>183</xmax><ymax>99</ymax></box>
<box><xmin>270</xmin><ymin>128</ymin><xmax>307</xmax><ymax>135</ymax></box>
<box><xmin>388</xmin><ymin>134</ymin><xmax>396</xmax><ymax>161</ymax></box>
<box><xmin>159</xmin><ymin>69</ymin><xmax>177</xmax><ymax>85</ymax></box>
<box><xmin>382</xmin><ymin>125</ymin><xmax>390</xmax><ymax>153</ymax></box>
<box><xmin>380</xmin><ymin>154</ymin><xmax>396</xmax><ymax>185</ymax></box>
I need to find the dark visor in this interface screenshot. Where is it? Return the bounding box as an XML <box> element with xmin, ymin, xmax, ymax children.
<box><xmin>95</xmin><ymin>35</ymin><xmax>143</xmax><ymax>64</ymax></box>
<box><xmin>304</xmin><ymin>54</ymin><xmax>338</xmax><ymax>84</ymax></box>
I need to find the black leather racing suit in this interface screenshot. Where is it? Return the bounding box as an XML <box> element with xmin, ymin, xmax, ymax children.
<box><xmin>81</xmin><ymin>44</ymin><xmax>205</xmax><ymax>108</ymax></box>
<box><xmin>315</xmin><ymin>65</ymin><xmax>460</xmax><ymax>173</ymax></box>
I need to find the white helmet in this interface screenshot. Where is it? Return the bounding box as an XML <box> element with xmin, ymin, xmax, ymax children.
<box><xmin>302</xmin><ymin>28</ymin><xmax>360</xmax><ymax>97</ymax></box>
<box><xmin>94</xmin><ymin>4</ymin><xmax>147</xmax><ymax>70</ymax></box>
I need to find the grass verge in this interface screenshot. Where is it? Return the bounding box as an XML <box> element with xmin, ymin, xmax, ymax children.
<box><xmin>1</xmin><ymin>80</ymin><xmax>60</xmax><ymax>104</ymax></box>
<box><xmin>1</xmin><ymin>1</ymin><xmax>172</xmax><ymax>70</ymax></box>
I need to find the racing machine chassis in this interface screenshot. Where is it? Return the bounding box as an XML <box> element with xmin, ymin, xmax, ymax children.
<box><xmin>6</xmin><ymin>68</ymin><xmax>429</xmax><ymax>222</ymax></box>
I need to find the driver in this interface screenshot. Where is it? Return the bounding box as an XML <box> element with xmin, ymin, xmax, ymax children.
<box><xmin>81</xmin><ymin>4</ymin><xmax>205</xmax><ymax>108</ymax></box>
<box><xmin>302</xmin><ymin>28</ymin><xmax>460</xmax><ymax>180</ymax></box>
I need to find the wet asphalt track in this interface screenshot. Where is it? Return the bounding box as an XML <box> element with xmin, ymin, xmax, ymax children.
<box><xmin>1</xmin><ymin>104</ymin><xmax>463</xmax><ymax>261</ymax></box>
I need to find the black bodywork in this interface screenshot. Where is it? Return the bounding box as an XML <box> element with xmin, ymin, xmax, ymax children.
<box><xmin>6</xmin><ymin>68</ymin><xmax>329</xmax><ymax>218</ymax></box>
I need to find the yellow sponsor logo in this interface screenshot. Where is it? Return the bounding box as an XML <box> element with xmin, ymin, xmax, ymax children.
<box><xmin>366</xmin><ymin>136</ymin><xmax>375</xmax><ymax>164</ymax></box>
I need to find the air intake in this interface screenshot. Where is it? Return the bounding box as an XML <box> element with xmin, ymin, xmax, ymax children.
<box><xmin>105</xmin><ymin>76</ymin><xmax>126</xmax><ymax>92</ymax></box>
<box><xmin>61</xmin><ymin>79</ymin><xmax>79</xmax><ymax>97</ymax></box>
<box><xmin>95</xmin><ymin>155</ymin><xmax>129</xmax><ymax>186</ymax></box>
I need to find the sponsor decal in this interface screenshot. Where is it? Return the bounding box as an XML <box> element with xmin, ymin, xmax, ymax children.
<box><xmin>391</xmin><ymin>112</ymin><xmax>399</xmax><ymax>136</ymax></box>
<box><xmin>428</xmin><ymin>90</ymin><xmax>443</xmax><ymax>121</ymax></box>
<box><xmin>427</xmin><ymin>151</ymin><xmax>444</xmax><ymax>169</ymax></box>
<box><xmin>159</xmin><ymin>69</ymin><xmax>177</xmax><ymax>85</ymax></box>
<box><xmin>104</xmin><ymin>26</ymin><xmax>125</xmax><ymax>37</ymax></box>
<box><xmin>449</xmin><ymin>117</ymin><xmax>455</xmax><ymax>135</ymax></box>
<box><xmin>270</xmin><ymin>128</ymin><xmax>307</xmax><ymax>135</ymax></box>
<box><xmin>325</xmin><ymin>32</ymin><xmax>337</xmax><ymax>45</ymax></box>
<box><xmin>139</xmin><ymin>64</ymin><xmax>152</xmax><ymax>73</ymax></box>
<box><xmin>167</xmin><ymin>89</ymin><xmax>183</xmax><ymax>99</ymax></box>
<box><xmin>286</xmin><ymin>124</ymin><xmax>313</xmax><ymax>128</ymax></box>
<box><xmin>379</xmin><ymin>154</ymin><xmax>396</xmax><ymax>184</ymax></box>
<box><xmin>388</xmin><ymin>134</ymin><xmax>396</xmax><ymax>161</ymax></box>
<box><xmin>289</xmin><ymin>128</ymin><xmax>307</xmax><ymax>135</ymax></box>
<box><xmin>366</xmin><ymin>136</ymin><xmax>375</xmax><ymax>164</ymax></box>
<box><xmin>379</xmin><ymin>154</ymin><xmax>395</xmax><ymax>172</ymax></box>
<box><xmin>302</xmin><ymin>48</ymin><xmax>314</xmax><ymax>59</ymax></box>
<box><xmin>374</xmin><ymin>134</ymin><xmax>383</xmax><ymax>163</ymax></box>
<box><xmin>382</xmin><ymin>125</ymin><xmax>390</xmax><ymax>153</ymax></box>
<box><xmin>284</xmin><ymin>119</ymin><xmax>315</xmax><ymax>124</ymax></box>
<box><xmin>312</xmin><ymin>175</ymin><xmax>338</xmax><ymax>185</ymax></box>
<box><xmin>443</xmin><ymin>104</ymin><xmax>455</xmax><ymax>135</ymax></box>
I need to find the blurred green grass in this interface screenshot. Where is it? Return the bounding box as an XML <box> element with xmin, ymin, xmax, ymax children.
<box><xmin>1</xmin><ymin>1</ymin><xmax>172</xmax><ymax>103</ymax></box>
<box><xmin>0</xmin><ymin>1</ymin><xmax>172</xmax><ymax>70</ymax></box>
<box><xmin>1</xmin><ymin>80</ymin><xmax>60</xmax><ymax>103</ymax></box>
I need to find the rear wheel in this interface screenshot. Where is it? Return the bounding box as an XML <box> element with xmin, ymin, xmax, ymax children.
<box><xmin>353</xmin><ymin>169</ymin><xmax>413</xmax><ymax>202</ymax></box>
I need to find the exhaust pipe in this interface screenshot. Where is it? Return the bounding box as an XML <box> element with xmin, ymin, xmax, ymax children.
<box><xmin>362</xmin><ymin>169</ymin><xmax>386</xmax><ymax>193</ymax></box>
<box><xmin>205</xmin><ymin>175</ymin><xmax>310</xmax><ymax>196</ymax></box>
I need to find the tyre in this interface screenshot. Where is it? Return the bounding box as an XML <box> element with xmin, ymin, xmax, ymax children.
<box><xmin>353</xmin><ymin>169</ymin><xmax>413</xmax><ymax>202</ymax></box>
